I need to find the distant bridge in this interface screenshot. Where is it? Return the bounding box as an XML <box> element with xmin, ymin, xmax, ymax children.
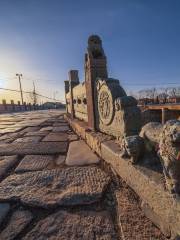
<box><xmin>139</xmin><ymin>103</ymin><xmax>180</xmax><ymax>124</ymax></box>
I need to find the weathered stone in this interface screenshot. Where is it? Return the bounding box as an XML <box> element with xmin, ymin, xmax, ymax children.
<box><xmin>42</xmin><ymin>132</ymin><xmax>68</xmax><ymax>142</ymax></box>
<box><xmin>0</xmin><ymin>210</ymin><xmax>33</xmax><ymax>240</ymax></box>
<box><xmin>0</xmin><ymin>166</ymin><xmax>110</xmax><ymax>208</ymax></box>
<box><xmin>20</xmin><ymin>126</ymin><xmax>40</xmax><ymax>133</ymax></box>
<box><xmin>53</xmin><ymin>126</ymin><xmax>70</xmax><ymax>132</ymax></box>
<box><xmin>120</xmin><ymin>135</ymin><xmax>144</xmax><ymax>163</ymax></box>
<box><xmin>115</xmin><ymin>190</ymin><xmax>166</xmax><ymax>240</ymax></box>
<box><xmin>0</xmin><ymin>127</ymin><xmax>23</xmax><ymax>134</ymax></box>
<box><xmin>0</xmin><ymin>155</ymin><xmax>19</xmax><ymax>179</ymax></box>
<box><xmin>159</xmin><ymin>120</ymin><xmax>180</xmax><ymax>195</ymax></box>
<box><xmin>25</xmin><ymin>131</ymin><xmax>49</xmax><ymax>137</ymax></box>
<box><xmin>15</xmin><ymin>155</ymin><xmax>53</xmax><ymax>173</ymax></box>
<box><xmin>66</xmin><ymin>140</ymin><xmax>99</xmax><ymax>166</ymax></box>
<box><xmin>0</xmin><ymin>142</ymin><xmax>68</xmax><ymax>155</ymax></box>
<box><xmin>141</xmin><ymin>201</ymin><xmax>170</xmax><ymax>237</ymax></box>
<box><xmin>53</xmin><ymin>122</ymin><xmax>68</xmax><ymax>127</ymax></box>
<box><xmin>55</xmin><ymin>155</ymin><xmax>66</xmax><ymax>165</ymax></box>
<box><xmin>40</xmin><ymin>126</ymin><xmax>53</xmax><ymax>132</ymax></box>
<box><xmin>24</xmin><ymin>210</ymin><xmax>117</xmax><ymax>240</ymax></box>
<box><xmin>140</xmin><ymin>122</ymin><xmax>163</xmax><ymax>151</ymax></box>
<box><xmin>14</xmin><ymin>136</ymin><xmax>42</xmax><ymax>143</ymax></box>
<box><xmin>85</xmin><ymin>130</ymin><xmax>113</xmax><ymax>156</ymax></box>
<box><xmin>68</xmin><ymin>134</ymin><xmax>79</xmax><ymax>141</ymax></box>
<box><xmin>0</xmin><ymin>203</ymin><xmax>10</xmax><ymax>225</ymax></box>
<box><xmin>67</xmin><ymin>118</ymin><xmax>180</xmax><ymax>237</ymax></box>
<box><xmin>140</xmin><ymin>120</ymin><xmax>180</xmax><ymax>196</ymax></box>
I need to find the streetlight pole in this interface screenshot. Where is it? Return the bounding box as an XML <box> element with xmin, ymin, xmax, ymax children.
<box><xmin>16</xmin><ymin>73</ymin><xmax>24</xmax><ymax>105</ymax></box>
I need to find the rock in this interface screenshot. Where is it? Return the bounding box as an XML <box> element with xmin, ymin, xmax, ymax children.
<box><xmin>0</xmin><ymin>166</ymin><xmax>110</xmax><ymax>208</ymax></box>
<box><xmin>0</xmin><ymin>142</ymin><xmax>68</xmax><ymax>156</ymax></box>
<box><xmin>0</xmin><ymin>203</ymin><xmax>10</xmax><ymax>225</ymax></box>
<box><xmin>15</xmin><ymin>155</ymin><xmax>53</xmax><ymax>173</ymax></box>
<box><xmin>0</xmin><ymin>156</ymin><xmax>19</xmax><ymax>179</ymax></box>
<box><xmin>0</xmin><ymin>210</ymin><xmax>33</xmax><ymax>240</ymax></box>
<box><xmin>66</xmin><ymin>140</ymin><xmax>100</xmax><ymax>166</ymax></box>
<box><xmin>24</xmin><ymin>210</ymin><xmax>117</xmax><ymax>240</ymax></box>
<box><xmin>42</xmin><ymin>133</ymin><xmax>68</xmax><ymax>142</ymax></box>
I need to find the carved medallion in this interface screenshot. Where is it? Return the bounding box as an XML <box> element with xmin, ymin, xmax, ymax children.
<box><xmin>98</xmin><ymin>83</ymin><xmax>114</xmax><ymax>125</ymax></box>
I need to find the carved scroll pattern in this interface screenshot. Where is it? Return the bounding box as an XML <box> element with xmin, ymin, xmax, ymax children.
<box><xmin>98</xmin><ymin>84</ymin><xmax>114</xmax><ymax>125</ymax></box>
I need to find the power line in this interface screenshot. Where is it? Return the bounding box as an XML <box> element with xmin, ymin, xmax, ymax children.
<box><xmin>0</xmin><ymin>87</ymin><xmax>63</xmax><ymax>102</ymax></box>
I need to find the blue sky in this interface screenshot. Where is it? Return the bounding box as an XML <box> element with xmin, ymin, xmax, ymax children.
<box><xmin>0</xmin><ymin>0</ymin><xmax>179</xmax><ymax>102</ymax></box>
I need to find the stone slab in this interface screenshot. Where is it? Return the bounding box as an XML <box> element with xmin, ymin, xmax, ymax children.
<box><xmin>20</xmin><ymin>126</ymin><xmax>40</xmax><ymax>133</ymax></box>
<box><xmin>0</xmin><ymin>210</ymin><xmax>33</xmax><ymax>240</ymax></box>
<box><xmin>53</xmin><ymin>122</ymin><xmax>69</xmax><ymax>127</ymax></box>
<box><xmin>40</xmin><ymin>126</ymin><xmax>53</xmax><ymax>132</ymax></box>
<box><xmin>0</xmin><ymin>203</ymin><xmax>10</xmax><ymax>225</ymax></box>
<box><xmin>52</xmin><ymin>126</ymin><xmax>69</xmax><ymax>132</ymax></box>
<box><xmin>24</xmin><ymin>131</ymin><xmax>49</xmax><ymax>137</ymax></box>
<box><xmin>0</xmin><ymin>166</ymin><xmax>110</xmax><ymax>208</ymax></box>
<box><xmin>66</xmin><ymin>140</ymin><xmax>99</xmax><ymax>166</ymax></box>
<box><xmin>0</xmin><ymin>142</ymin><xmax>68</xmax><ymax>155</ymax></box>
<box><xmin>42</xmin><ymin>132</ymin><xmax>68</xmax><ymax>142</ymax></box>
<box><xmin>68</xmin><ymin>134</ymin><xmax>79</xmax><ymax>141</ymax></box>
<box><xmin>15</xmin><ymin>155</ymin><xmax>54</xmax><ymax>173</ymax></box>
<box><xmin>14</xmin><ymin>136</ymin><xmax>42</xmax><ymax>143</ymax></box>
<box><xmin>0</xmin><ymin>127</ymin><xmax>23</xmax><ymax>134</ymax></box>
<box><xmin>24</xmin><ymin>210</ymin><xmax>117</xmax><ymax>240</ymax></box>
<box><xmin>0</xmin><ymin>156</ymin><xmax>19</xmax><ymax>180</ymax></box>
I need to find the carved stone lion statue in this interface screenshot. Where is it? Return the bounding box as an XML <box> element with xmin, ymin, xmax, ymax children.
<box><xmin>140</xmin><ymin>120</ymin><xmax>180</xmax><ymax>195</ymax></box>
<box><xmin>159</xmin><ymin>120</ymin><xmax>180</xmax><ymax>195</ymax></box>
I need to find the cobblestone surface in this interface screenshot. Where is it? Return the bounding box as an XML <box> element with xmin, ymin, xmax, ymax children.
<box><xmin>0</xmin><ymin>210</ymin><xmax>33</xmax><ymax>240</ymax></box>
<box><xmin>15</xmin><ymin>155</ymin><xmax>54</xmax><ymax>173</ymax></box>
<box><xmin>0</xmin><ymin>167</ymin><xmax>110</xmax><ymax>208</ymax></box>
<box><xmin>0</xmin><ymin>156</ymin><xmax>19</xmax><ymax>180</ymax></box>
<box><xmin>24</xmin><ymin>210</ymin><xmax>118</xmax><ymax>240</ymax></box>
<box><xmin>0</xmin><ymin>110</ymin><xmax>168</xmax><ymax>239</ymax></box>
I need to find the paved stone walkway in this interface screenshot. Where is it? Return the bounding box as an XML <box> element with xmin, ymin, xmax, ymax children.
<box><xmin>0</xmin><ymin>110</ymin><xmax>118</xmax><ymax>239</ymax></box>
<box><xmin>0</xmin><ymin>110</ymin><xmax>166</xmax><ymax>239</ymax></box>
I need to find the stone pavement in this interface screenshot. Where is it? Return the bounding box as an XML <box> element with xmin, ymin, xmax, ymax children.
<box><xmin>0</xmin><ymin>110</ymin><xmax>118</xmax><ymax>239</ymax></box>
<box><xmin>0</xmin><ymin>110</ymin><xmax>167</xmax><ymax>239</ymax></box>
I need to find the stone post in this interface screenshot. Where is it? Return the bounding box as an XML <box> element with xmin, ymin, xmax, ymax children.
<box><xmin>24</xmin><ymin>102</ymin><xmax>26</xmax><ymax>111</ymax></box>
<box><xmin>68</xmin><ymin>70</ymin><xmax>79</xmax><ymax>119</ymax></box>
<box><xmin>2</xmin><ymin>99</ymin><xmax>7</xmax><ymax>111</ymax></box>
<box><xmin>10</xmin><ymin>100</ymin><xmax>15</xmax><ymax>111</ymax></box>
<box><xmin>84</xmin><ymin>35</ymin><xmax>108</xmax><ymax>130</ymax></box>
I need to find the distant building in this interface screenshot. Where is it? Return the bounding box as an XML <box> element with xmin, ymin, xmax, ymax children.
<box><xmin>42</xmin><ymin>102</ymin><xmax>65</xmax><ymax>109</ymax></box>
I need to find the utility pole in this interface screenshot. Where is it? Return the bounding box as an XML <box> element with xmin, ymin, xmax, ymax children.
<box><xmin>16</xmin><ymin>73</ymin><xmax>24</xmax><ymax>105</ymax></box>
